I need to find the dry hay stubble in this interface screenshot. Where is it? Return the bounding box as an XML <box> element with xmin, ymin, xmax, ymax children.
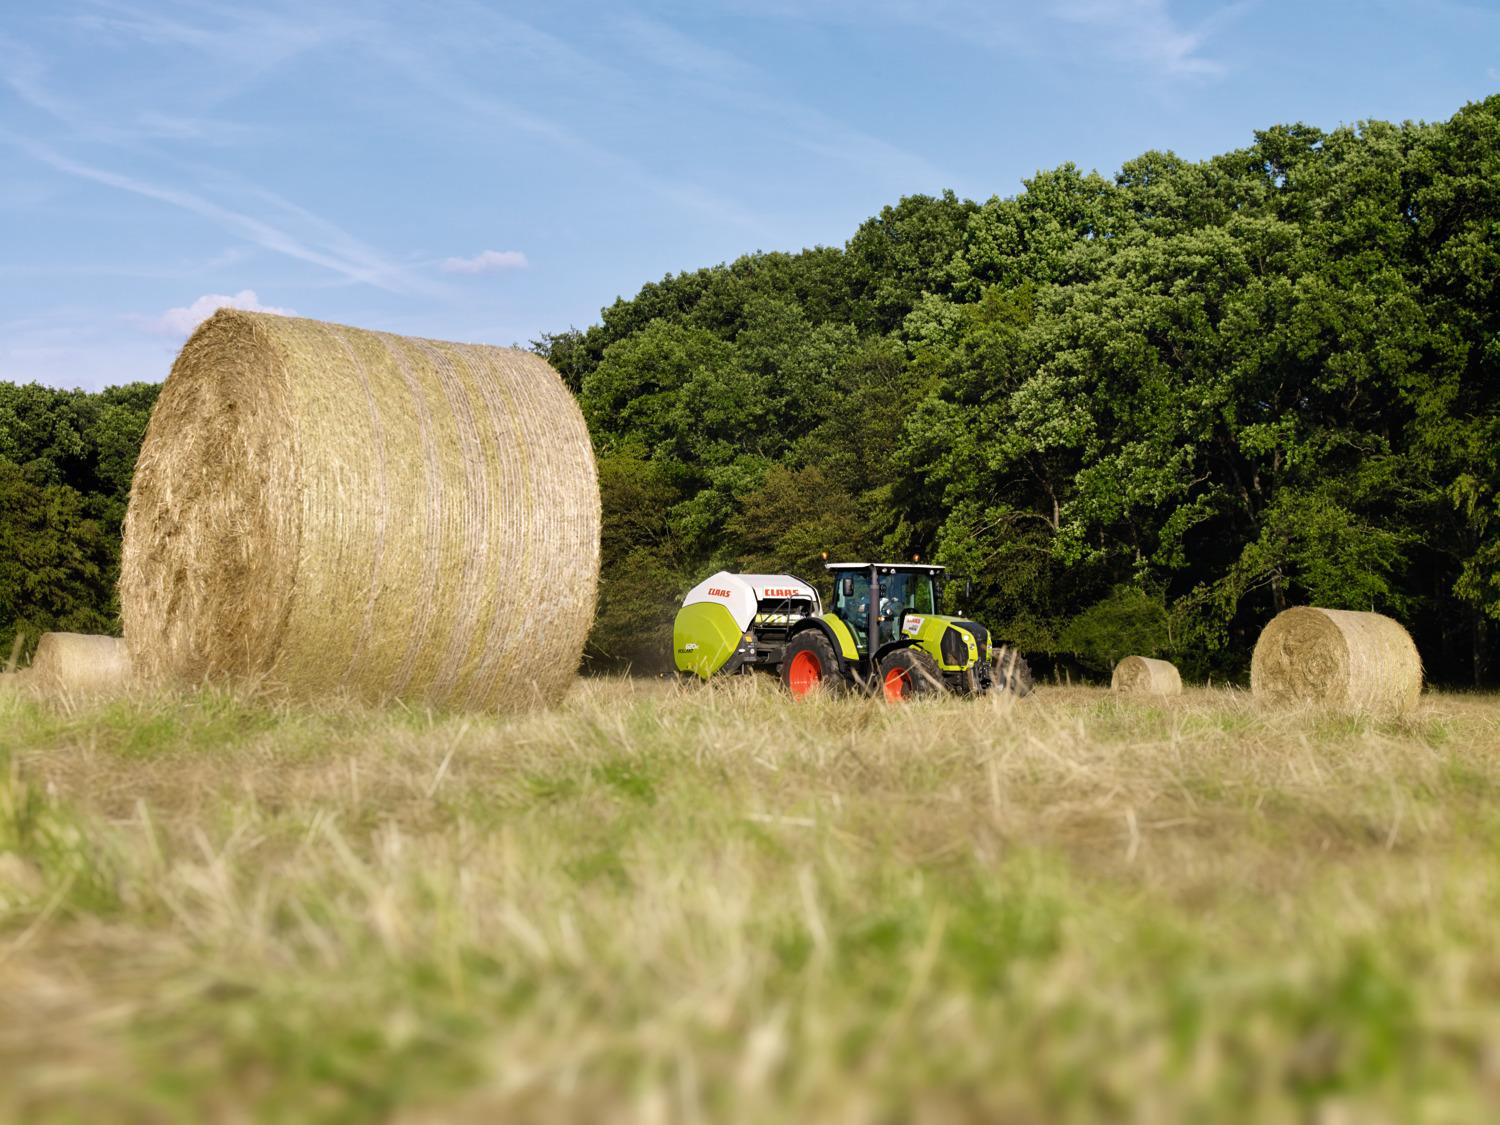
<box><xmin>120</xmin><ymin>310</ymin><xmax>600</xmax><ymax>710</ymax></box>
<box><xmin>1250</xmin><ymin>606</ymin><xmax>1422</xmax><ymax>715</ymax></box>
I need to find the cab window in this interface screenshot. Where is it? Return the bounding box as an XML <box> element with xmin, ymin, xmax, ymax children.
<box><xmin>881</xmin><ymin>572</ymin><xmax>937</xmax><ymax>618</ymax></box>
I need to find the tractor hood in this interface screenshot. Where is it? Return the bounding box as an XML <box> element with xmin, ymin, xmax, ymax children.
<box><xmin>681</xmin><ymin>572</ymin><xmax>821</xmax><ymax>633</ymax></box>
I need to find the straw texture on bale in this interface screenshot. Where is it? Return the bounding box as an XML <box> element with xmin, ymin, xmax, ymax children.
<box><xmin>121</xmin><ymin>310</ymin><xmax>600</xmax><ymax>710</ymax></box>
<box><xmin>23</xmin><ymin>633</ymin><xmax>133</xmax><ymax>696</ymax></box>
<box><xmin>1110</xmin><ymin>655</ymin><xmax>1182</xmax><ymax>696</ymax></box>
<box><xmin>1251</xmin><ymin>607</ymin><xmax>1422</xmax><ymax>714</ymax></box>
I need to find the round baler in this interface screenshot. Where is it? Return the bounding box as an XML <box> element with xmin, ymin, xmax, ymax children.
<box><xmin>673</xmin><ymin>572</ymin><xmax>823</xmax><ymax>679</ymax></box>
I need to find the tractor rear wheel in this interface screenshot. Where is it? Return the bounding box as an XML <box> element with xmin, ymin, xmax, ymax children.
<box><xmin>780</xmin><ymin>632</ymin><xmax>843</xmax><ymax>699</ymax></box>
<box><xmin>880</xmin><ymin>648</ymin><xmax>944</xmax><ymax>702</ymax></box>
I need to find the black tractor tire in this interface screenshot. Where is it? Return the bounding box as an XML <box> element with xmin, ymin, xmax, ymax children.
<box><xmin>780</xmin><ymin>631</ymin><xmax>844</xmax><ymax>699</ymax></box>
<box><xmin>991</xmin><ymin>645</ymin><xmax>1034</xmax><ymax>698</ymax></box>
<box><xmin>879</xmin><ymin>647</ymin><xmax>944</xmax><ymax>701</ymax></box>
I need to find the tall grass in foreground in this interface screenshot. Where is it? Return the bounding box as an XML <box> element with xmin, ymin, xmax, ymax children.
<box><xmin>2</xmin><ymin>678</ymin><xmax>1499</xmax><ymax>1122</ymax></box>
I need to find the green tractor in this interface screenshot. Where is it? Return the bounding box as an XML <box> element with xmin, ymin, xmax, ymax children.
<box><xmin>672</xmin><ymin>562</ymin><xmax>1031</xmax><ymax>700</ymax></box>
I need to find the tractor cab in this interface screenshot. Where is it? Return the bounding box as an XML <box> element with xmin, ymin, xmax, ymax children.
<box><xmin>826</xmin><ymin>562</ymin><xmax>944</xmax><ymax>653</ymax></box>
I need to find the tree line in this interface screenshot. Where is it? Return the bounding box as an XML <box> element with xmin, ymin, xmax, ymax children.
<box><xmin>0</xmin><ymin>381</ymin><xmax>158</xmax><ymax>662</ymax></box>
<box><xmin>3</xmin><ymin>95</ymin><xmax>1497</xmax><ymax>683</ymax></box>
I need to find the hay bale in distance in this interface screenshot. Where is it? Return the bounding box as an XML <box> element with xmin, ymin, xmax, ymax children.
<box><xmin>1111</xmin><ymin>655</ymin><xmax>1182</xmax><ymax>696</ymax></box>
<box><xmin>25</xmin><ymin>633</ymin><xmax>133</xmax><ymax>697</ymax></box>
<box><xmin>1251</xmin><ymin>607</ymin><xmax>1421</xmax><ymax>715</ymax></box>
<box><xmin>121</xmin><ymin>310</ymin><xmax>600</xmax><ymax>710</ymax></box>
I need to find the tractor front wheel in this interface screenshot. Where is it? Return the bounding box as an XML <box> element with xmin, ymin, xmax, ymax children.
<box><xmin>780</xmin><ymin>632</ymin><xmax>843</xmax><ymax>699</ymax></box>
<box><xmin>880</xmin><ymin>648</ymin><xmax>944</xmax><ymax>702</ymax></box>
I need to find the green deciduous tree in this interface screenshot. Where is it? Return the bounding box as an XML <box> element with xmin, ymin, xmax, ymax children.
<box><xmin>0</xmin><ymin>381</ymin><xmax>158</xmax><ymax>658</ymax></box>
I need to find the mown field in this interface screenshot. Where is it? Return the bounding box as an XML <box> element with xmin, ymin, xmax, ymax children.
<box><xmin>2</xmin><ymin>677</ymin><xmax>1499</xmax><ymax>1123</ymax></box>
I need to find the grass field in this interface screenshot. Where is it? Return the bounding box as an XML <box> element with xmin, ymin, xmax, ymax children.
<box><xmin>2</xmin><ymin>677</ymin><xmax>1499</xmax><ymax>1123</ymax></box>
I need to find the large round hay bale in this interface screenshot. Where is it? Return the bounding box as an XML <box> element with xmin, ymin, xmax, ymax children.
<box><xmin>120</xmin><ymin>310</ymin><xmax>599</xmax><ymax>710</ymax></box>
<box><xmin>1250</xmin><ymin>607</ymin><xmax>1421</xmax><ymax>714</ymax></box>
<box><xmin>1111</xmin><ymin>655</ymin><xmax>1182</xmax><ymax>695</ymax></box>
<box><xmin>25</xmin><ymin>633</ymin><xmax>133</xmax><ymax>696</ymax></box>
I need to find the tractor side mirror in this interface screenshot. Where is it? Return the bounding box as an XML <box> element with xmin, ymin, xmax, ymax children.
<box><xmin>839</xmin><ymin>576</ymin><xmax>853</xmax><ymax>598</ymax></box>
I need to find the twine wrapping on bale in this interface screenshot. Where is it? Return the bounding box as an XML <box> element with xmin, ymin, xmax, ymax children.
<box><xmin>1251</xmin><ymin>607</ymin><xmax>1422</xmax><ymax>715</ymax></box>
<box><xmin>24</xmin><ymin>633</ymin><xmax>133</xmax><ymax>697</ymax></box>
<box><xmin>120</xmin><ymin>310</ymin><xmax>600</xmax><ymax>710</ymax></box>
<box><xmin>1111</xmin><ymin>655</ymin><xmax>1182</xmax><ymax>696</ymax></box>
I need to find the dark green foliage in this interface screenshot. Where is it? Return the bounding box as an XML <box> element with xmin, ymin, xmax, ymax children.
<box><xmin>9</xmin><ymin>96</ymin><xmax>1500</xmax><ymax>684</ymax></box>
<box><xmin>1058</xmin><ymin>587</ymin><xmax>1174</xmax><ymax>678</ymax></box>
<box><xmin>588</xmin><ymin>449</ymin><xmax>685</xmax><ymax>669</ymax></box>
<box><xmin>0</xmin><ymin>381</ymin><xmax>158</xmax><ymax>662</ymax></box>
<box><xmin>727</xmin><ymin>465</ymin><xmax>866</xmax><ymax>580</ymax></box>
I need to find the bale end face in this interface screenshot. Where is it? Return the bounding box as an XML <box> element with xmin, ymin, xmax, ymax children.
<box><xmin>1110</xmin><ymin>655</ymin><xmax>1182</xmax><ymax>695</ymax></box>
<box><xmin>1250</xmin><ymin>606</ymin><xmax>1421</xmax><ymax>715</ymax></box>
<box><xmin>24</xmin><ymin>633</ymin><xmax>133</xmax><ymax>698</ymax></box>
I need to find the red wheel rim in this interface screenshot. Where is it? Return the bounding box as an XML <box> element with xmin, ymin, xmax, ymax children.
<box><xmin>787</xmin><ymin>650</ymin><xmax>823</xmax><ymax>698</ymax></box>
<box><xmin>883</xmin><ymin>665</ymin><xmax>909</xmax><ymax>702</ymax></box>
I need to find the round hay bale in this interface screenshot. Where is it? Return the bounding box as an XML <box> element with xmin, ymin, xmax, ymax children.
<box><xmin>25</xmin><ymin>633</ymin><xmax>132</xmax><ymax>696</ymax></box>
<box><xmin>120</xmin><ymin>310</ymin><xmax>600</xmax><ymax>710</ymax></box>
<box><xmin>1250</xmin><ymin>607</ymin><xmax>1421</xmax><ymax>714</ymax></box>
<box><xmin>1111</xmin><ymin>655</ymin><xmax>1182</xmax><ymax>695</ymax></box>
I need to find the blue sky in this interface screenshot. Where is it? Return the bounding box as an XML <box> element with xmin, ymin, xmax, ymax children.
<box><xmin>2</xmin><ymin>0</ymin><xmax>1496</xmax><ymax>391</ymax></box>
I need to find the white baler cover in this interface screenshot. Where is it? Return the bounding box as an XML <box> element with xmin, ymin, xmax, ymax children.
<box><xmin>681</xmin><ymin>572</ymin><xmax>821</xmax><ymax>632</ymax></box>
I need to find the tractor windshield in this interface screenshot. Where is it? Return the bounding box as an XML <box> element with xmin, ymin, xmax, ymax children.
<box><xmin>832</xmin><ymin>570</ymin><xmax>938</xmax><ymax>651</ymax></box>
<box><xmin>883</xmin><ymin>572</ymin><xmax>938</xmax><ymax>617</ymax></box>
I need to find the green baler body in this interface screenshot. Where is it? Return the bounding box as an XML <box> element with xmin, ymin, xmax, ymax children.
<box><xmin>673</xmin><ymin>601</ymin><xmax>744</xmax><ymax>679</ymax></box>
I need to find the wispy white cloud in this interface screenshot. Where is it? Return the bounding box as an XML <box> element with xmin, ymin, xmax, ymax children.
<box><xmin>613</xmin><ymin>14</ymin><xmax>758</xmax><ymax>82</ymax></box>
<box><xmin>441</xmin><ymin>249</ymin><xmax>529</xmax><ymax>274</ymax></box>
<box><xmin>413</xmin><ymin>0</ymin><xmax>620</xmax><ymax>87</ymax></box>
<box><xmin>730</xmin><ymin>0</ymin><xmax>1229</xmax><ymax>79</ymax></box>
<box><xmin>71</xmin><ymin>0</ymin><xmax>356</xmax><ymax>78</ymax></box>
<box><xmin>1</xmin><ymin>36</ymin><xmax>82</xmax><ymax>127</ymax></box>
<box><xmin>0</xmin><ymin>247</ymin><xmax>250</xmax><ymax>281</ymax></box>
<box><xmin>129</xmin><ymin>110</ymin><xmax>264</xmax><ymax>144</ymax></box>
<box><xmin>224</xmin><ymin>177</ymin><xmax>444</xmax><ymax>292</ymax></box>
<box><xmin>608</xmin><ymin>12</ymin><xmax>953</xmax><ymax>192</ymax></box>
<box><xmin>1</xmin><ymin>132</ymin><xmax>439</xmax><ymax>294</ymax></box>
<box><xmin>1052</xmin><ymin>0</ymin><xmax>1226</xmax><ymax>77</ymax></box>
<box><xmin>7</xmin><ymin>0</ymin><xmax>765</xmax><ymax>301</ymax></box>
<box><xmin>150</xmin><ymin>289</ymin><xmax>294</xmax><ymax>335</ymax></box>
<box><xmin>0</xmin><ymin>29</ymin><xmax>265</xmax><ymax>146</ymax></box>
<box><xmin>360</xmin><ymin>30</ymin><xmax>768</xmax><ymax>231</ymax></box>
<box><xmin>12</xmin><ymin>3</ymin><xmax>770</xmax><ymax>247</ymax></box>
